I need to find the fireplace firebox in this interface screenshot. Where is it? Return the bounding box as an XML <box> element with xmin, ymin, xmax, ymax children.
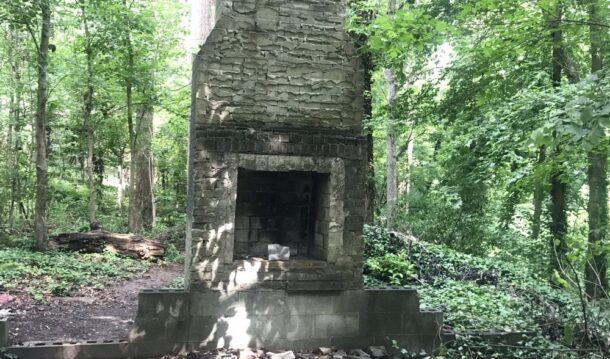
<box><xmin>234</xmin><ymin>169</ymin><xmax>330</xmax><ymax>261</ymax></box>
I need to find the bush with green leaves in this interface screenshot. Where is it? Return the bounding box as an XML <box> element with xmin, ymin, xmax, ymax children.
<box><xmin>367</xmin><ymin>251</ymin><xmax>415</xmax><ymax>286</ymax></box>
<box><xmin>363</xmin><ymin>225</ymin><xmax>607</xmax><ymax>357</ymax></box>
<box><xmin>164</xmin><ymin>243</ymin><xmax>185</xmax><ymax>264</ymax></box>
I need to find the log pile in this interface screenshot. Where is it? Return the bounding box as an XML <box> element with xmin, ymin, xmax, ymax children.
<box><xmin>50</xmin><ymin>230</ymin><xmax>165</xmax><ymax>259</ymax></box>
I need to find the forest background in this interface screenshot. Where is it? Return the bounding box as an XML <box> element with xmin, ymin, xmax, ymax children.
<box><xmin>0</xmin><ymin>0</ymin><xmax>609</xmax><ymax>357</ymax></box>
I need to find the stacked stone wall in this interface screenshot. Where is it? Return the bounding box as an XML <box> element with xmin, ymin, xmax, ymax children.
<box><xmin>192</xmin><ymin>0</ymin><xmax>364</xmax><ymax>132</ymax></box>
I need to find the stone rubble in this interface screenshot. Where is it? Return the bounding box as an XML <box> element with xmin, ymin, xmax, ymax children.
<box><xmin>232</xmin><ymin>348</ymin><xmax>391</xmax><ymax>359</ymax></box>
<box><xmin>366</xmin><ymin>346</ymin><xmax>387</xmax><ymax>359</ymax></box>
<box><xmin>154</xmin><ymin>345</ymin><xmax>435</xmax><ymax>359</ymax></box>
<box><xmin>347</xmin><ymin>349</ymin><xmax>370</xmax><ymax>359</ymax></box>
<box><xmin>267</xmin><ymin>244</ymin><xmax>291</xmax><ymax>261</ymax></box>
<box><xmin>266</xmin><ymin>351</ymin><xmax>296</xmax><ymax>359</ymax></box>
<box><xmin>313</xmin><ymin>347</ymin><xmax>333</xmax><ymax>355</ymax></box>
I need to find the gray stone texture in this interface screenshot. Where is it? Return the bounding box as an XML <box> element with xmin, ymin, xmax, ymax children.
<box><xmin>186</xmin><ymin>0</ymin><xmax>368</xmax><ymax>292</ymax></box>
<box><xmin>193</xmin><ymin>0</ymin><xmax>364</xmax><ymax>132</ymax></box>
<box><xmin>187</xmin><ymin>134</ymin><xmax>367</xmax><ymax>291</ymax></box>
<box><xmin>129</xmin><ymin>288</ymin><xmax>443</xmax><ymax>354</ymax></box>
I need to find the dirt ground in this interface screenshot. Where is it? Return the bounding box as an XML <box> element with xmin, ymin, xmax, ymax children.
<box><xmin>4</xmin><ymin>263</ymin><xmax>183</xmax><ymax>345</ymax></box>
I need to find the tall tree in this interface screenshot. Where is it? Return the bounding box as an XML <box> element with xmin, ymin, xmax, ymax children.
<box><xmin>385</xmin><ymin>0</ymin><xmax>398</xmax><ymax>230</ymax></box>
<box><xmin>33</xmin><ymin>0</ymin><xmax>51</xmax><ymax>250</ymax></box>
<box><xmin>129</xmin><ymin>98</ymin><xmax>155</xmax><ymax>233</ymax></box>
<box><xmin>584</xmin><ymin>0</ymin><xmax>608</xmax><ymax>299</ymax></box>
<box><xmin>80</xmin><ymin>0</ymin><xmax>96</xmax><ymax>224</ymax></box>
<box><xmin>123</xmin><ymin>0</ymin><xmax>138</xmax><ymax>232</ymax></box>
<box><xmin>5</xmin><ymin>27</ymin><xmax>26</xmax><ymax>229</ymax></box>
<box><xmin>119</xmin><ymin>0</ymin><xmax>157</xmax><ymax>233</ymax></box>
<box><xmin>548</xmin><ymin>2</ymin><xmax>568</xmax><ymax>279</ymax></box>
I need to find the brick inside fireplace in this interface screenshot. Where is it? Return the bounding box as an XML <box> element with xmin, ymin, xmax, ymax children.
<box><xmin>234</xmin><ymin>169</ymin><xmax>330</xmax><ymax>261</ymax></box>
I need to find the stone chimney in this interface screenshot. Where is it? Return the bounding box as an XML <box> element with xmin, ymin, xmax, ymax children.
<box><xmin>186</xmin><ymin>0</ymin><xmax>368</xmax><ymax>292</ymax></box>
<box><xmin>128</xmin><ymin>2</ymin><xmax>443</xmax><ymax>354</ymax></box>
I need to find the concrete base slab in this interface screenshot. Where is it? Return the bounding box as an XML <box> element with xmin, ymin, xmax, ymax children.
<box><xmin>6</xmin><ymin>339</ymin><xmax>131</xmax><ymax>359</ymax></box>
<box><xmin>129</xmin><ymin>288</ymin><xmax>443</xmax><ymax>356</ymax></box>
<box><xmin>0</xmin><ymin>318</ymin><xmax>8</xmax><ymax>347</ymax></box>
<box><xmin>5</xmin><ymin>339</ymin><xmax>191</xmax><ymax>359</ymax></box>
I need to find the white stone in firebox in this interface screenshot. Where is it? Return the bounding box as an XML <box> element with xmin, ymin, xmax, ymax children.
<box><xmin>268</xmin><ymin>244</ymin><xmax>290</xmax><ymax>261</ymax></box>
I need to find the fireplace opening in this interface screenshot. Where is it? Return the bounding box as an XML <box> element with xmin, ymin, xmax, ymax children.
<box><xmin>234</xmin><ymin>168</ymin><xmax>331</xmax><ymax>261</ymax></box>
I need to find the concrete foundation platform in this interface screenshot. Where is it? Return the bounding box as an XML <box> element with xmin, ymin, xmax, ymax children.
<box><xmin>6</xmin><ymin>339</ymin><xmax>131</xmax><ymax>359</ymax></box>
<box><xmin>1</xmin><ymin>317</ymin><xmax>8</xmax><ymax>347</ymax></box>
<box><xmin>129</xmin><ymin>287</ymin><xmax>443</xmax><ymax>355</ymax></box>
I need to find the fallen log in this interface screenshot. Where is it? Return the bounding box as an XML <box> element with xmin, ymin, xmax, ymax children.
<box><xmin>49</xmin><ymin>230</ymin><xmax>165</xmax><ymax>259</ymax></box>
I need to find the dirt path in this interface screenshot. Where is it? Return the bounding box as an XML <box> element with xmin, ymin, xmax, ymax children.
<box><xmin>6</xmin><ymin>263</ymin><xmax>183</xmax><ymax>345</ymax></box>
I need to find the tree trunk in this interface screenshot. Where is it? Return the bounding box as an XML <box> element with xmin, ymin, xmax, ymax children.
<box><xmin>384</xmin><ymin>0</ymin><xmax>398</xmax><ymax>230</ymax></box>
<box><xmin>584</xmin><ymin>0</ymin><xmax>608</xmax><ymax>299</ymax></box>
<box><xmin>7</xmin><ymin>97</ymin><xmax>15</xmax><ymax>228</ymax></box>
<box><xmin>7</xmin><ymin>28</ymin><xmax>24</xmax><ymax>230</ymax></box>
<box><xmin>501</xmin><ymin>160</ymin><xmax>519</xmax><ymax>229</ymax></box>
<box><xmin>549</xmin><ymin>169</ymin><xmax>568</xmax><ymax>275</ymax></box>
<box><xmin>362</xmin><ymin>39</ymin><xmax>376</xmax><ymax>225</ymax></box>
<box><xmin>548</xmin><ymin>3</ymin><xmax>568</xmax><ymax>277</ymax></box>
<box><xmin>128</xmin><ymin>104</ymin><xmax>156</xmax><ymax>233</ymax></box>
<box><xmin>122</xmin><ymin>1</ymin><xmax>140</xmax><ymax>232</ymax></box>
<box><xmin>81</xmin><ymin>1</ymin><xmax>96</xmax><ymax>224</ymax></box>
<box><xmin>403</xmin><ymin>128</ymin><xmax>414</xmax><ymax>214</ymax></box>
<box><xmin>34</xmin><ymin>1</ymin><xmax>51</xmax><ymax>251</ymax></box>
<box><xmin>532</xmin><ymin>146</ymin><xmax>546</xmax><ymax>239</ymax></box>
<box><xmin>385</xmin><ymin>68</ymin><xmax>398</xmax><ymax>230</ymax></box>
<box><xmin>117</xmin><ymin>162</ymin><xmax>125</xmax><ymax>209</ymax></box>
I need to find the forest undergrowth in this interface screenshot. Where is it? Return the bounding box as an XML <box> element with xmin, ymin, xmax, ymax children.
<box><xmin>363</xmin><ymin>225</ymin><xmax>610</xmax><ymax>358</ymax></box>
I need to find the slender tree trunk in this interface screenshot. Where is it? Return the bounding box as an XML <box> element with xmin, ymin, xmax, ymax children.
<box><xmin>362</xmin><ymin>39</ymin><xmax>376</xmax><ymax>225</ymax></box>
<box><xmin>548</xmin><ymin>3</ymin><xmax>567</xmax><ymax>277</ymax></box>
<box><xmin>384</xmin><ymin>0</ymin><xmax>398</xmax><ymax>230</ymax></box>
<box><xmin>501</xmin><ymin>160</ymin><xmax>519</xmax><ymax>229</ymax></box>
<box><xmin>129</xmin><ymin>104</ymin><xmax>156</xmax><ymax>233</ymax></box>
<box><xmin>7</xmin><ymin>29</ymin><xmax>22</xmax><ymax>229</ymax></box>
<box><xmin>404</xmin><ymin>128</ymin><xmax>414</xmax><ymax>210</ymax></box>
<box><xmin>122</xmin><ymin>1</ymin><xmax>139</xmax><ymax>232</ymax></box>
<box><xmin>532</xmin><ymin>146</ymin><xmax>546</xmax><ymax>239</ymax></box>
<box><xmin>81</xmin><ymin>1</ymin><xmax>96</xmax><ymax>224</ymax></box>
<box><xmin>117</xmin><ymin>162</ymin><xmax>125</xmax><ymax>209</ymax></box>
<box><xmin>385</xmin><ymin>67</ymin><xmax>398</xmax><ymax>230</ymax></box>
<box><xmin>585</xmin><ymin>0</ymin><xmax>608</xmax><ymax>299</ymax></box>
<box><xmin>34</xmin><ymin>0</ymin><xmax>51</xmax><ymax>251</ymax></box>
<box><xmin>7</xmin><ymin>97</ymin><xmax>15</xmax><ymax>228</ymax></box>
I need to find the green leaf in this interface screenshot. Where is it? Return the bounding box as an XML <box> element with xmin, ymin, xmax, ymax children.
<box><xmin>580</xmin><ymin>107</ymin><xmax>593</xmax><ymax>123</ymax></box>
